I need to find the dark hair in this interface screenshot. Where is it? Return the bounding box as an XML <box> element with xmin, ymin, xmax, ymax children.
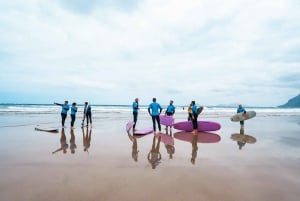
<box><xmin>72</xmin><ymin>102</ymin><xmax>76</xmax><ymax>106</ymax></box>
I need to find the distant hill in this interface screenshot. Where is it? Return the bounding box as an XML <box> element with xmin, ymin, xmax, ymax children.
<box><xmin>278</xmin><ymin>94</ymin><xmax>300</xmax><ymax>108</ymax></box>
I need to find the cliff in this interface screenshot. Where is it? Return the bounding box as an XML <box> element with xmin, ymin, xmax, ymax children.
<box><xmin>278</xmin><ymin>94</ymin><xmax>300</xmax><ymax>108</ymax></box>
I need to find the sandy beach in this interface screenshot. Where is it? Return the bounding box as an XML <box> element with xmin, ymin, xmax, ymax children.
<box><xmin>0</xmin><ymin>106</ymin><xmax>299</xmax><ymax>201</ymax></box>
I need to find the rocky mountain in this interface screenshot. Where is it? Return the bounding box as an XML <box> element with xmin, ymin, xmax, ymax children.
<box><xmin>278</xmin><ymin>94</ymin><xmax>300</xmax><ymax>108</ymax></box>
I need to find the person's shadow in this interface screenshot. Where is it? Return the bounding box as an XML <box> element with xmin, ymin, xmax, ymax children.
<box><xmin>148</xmin><ymin>134</ymin><xmax>162</xmax><ymax>169</ymax></box>
<box><xmin>82</xmin><ymin>126</ymin><xmax>92</xmax><ymax>153</ymax></box>
<box><xmin>52</xmin><ymin>128</ymin><xmax>68</xmax><ymax>154</ymax></box>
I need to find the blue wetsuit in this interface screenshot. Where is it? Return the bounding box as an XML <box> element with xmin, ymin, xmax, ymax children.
<box><xmin>148</xmin><ymin>102</ymin><xmax>162</xmax><ymax>132</ymax></box>
<box><xmin>132</xmin><ymin>101</ymin><xmax>139</xmax><ymax>129</ymax></box>
<box><xmin>70</xmin><ymin>105</ymin><xmax>77</xmax><ymax>127</ymax></box>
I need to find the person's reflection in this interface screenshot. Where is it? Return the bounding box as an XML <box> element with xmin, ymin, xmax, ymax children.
<box><xmin>231</xmin><ymin>127</ymin><xmax>256</xmax><ymax>150</ymax></box>
<box><xmin>148</xmin><ymin>134</ymin><xmax>162</xmax><ymax>169</ymax></box>
<box><xmin>82</xmin><ymin>126</ymin><xmax>92</xmax><ymax>153</ymax></box>
<box><xmin>237</xmin><ymin>127</ymin><xmax>246</xmax><ymax>150</ymax></box>
<box><xmin>70</xmin><ymin>128</ymin><xmax>77</xmax><ymax>154</ymax></box>
<box><xmin>191</xmin><ymin>134</ymin><xmax>198</xmax><ymax>164</ymax></box>
<box><xmin>165</xmin><ymin>129</ymin><xmax>175</xmax><ymax>159</ymax></box>
<box><xmin>52</xmin><ymin>128</ymin><xmax>68</xmax><ymax>154</ymax></box>
<box><xmin>127</xmin><ymin>133</ymin><xmax>139</xmax><ymax>162</ymax></box>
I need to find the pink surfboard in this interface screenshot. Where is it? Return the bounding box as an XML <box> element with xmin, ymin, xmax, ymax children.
<box><xmin>155</xmin><ymin>133</ymin><xmax>174</xmax><ymax>146</ymax></box>
<box><xmin>174</xmin><ymin>131</ymin><xmax>221</xmax><ymax>143</ymax></box>
<box><xmin>134</xmin><ymin>127</ymin><xmax>153</xmax><ymax>135</ymax></box>
<box><xmin>173</xmin><ymin>121</ymin><xmax>221</xmax><ymax>132</ymax></box>
<box><xmin>159</xmin><ymin>115</ymin><xmax>174</xmax><ymax>126</ymax></box>
<box><xmin>126</xmin><ymin>121</ymin><xmax>135</xmax><ymax>132</ymax></box>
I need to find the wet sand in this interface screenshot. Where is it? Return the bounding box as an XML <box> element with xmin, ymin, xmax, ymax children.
<box><xmin>0</xmin><ymin>111</ymin><xmax>300</xmax><ymax>201</ymax></box>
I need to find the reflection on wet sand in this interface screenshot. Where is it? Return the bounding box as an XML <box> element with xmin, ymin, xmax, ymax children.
<box><xmin>70</xmin><ymin>129</ymin><xmax>77</xmax><ymax>154</ymax></box>
<box><xmin>231</xmin><ymin>128</ymin><xmax>257</xmax><ymax>150</ymax></box>
<box><xmin>174</xmin><ymin>131</ymin><xmax>221</xmax><ymax>164</ymax></box>
<box><xmin>191</xmin><ymin>134</ymin><xmax>198</xmax><ymax>164</ymax></box>
<box><xmin>52</xmin><ymin>128</ymin><xmax>68</xmax><ymax>154</ymax></box>
<box><xmin>127</xmin><ymin>133</ymin><xmax>139</xmax><ymax>162</ymax></box>
<box><xmin>156</xmin><ymin>129</ymin><xmax>175</xmax><ymax>159</ymax></box>
<box><xmin>82</xmin><ymin>126</ymin><xmax>92</xmax><ymax>153</ymax></box>
<box><xmin>148</xmin><ymin>134</ymin><xmax>162</xmax><ymax>169</ymax></box>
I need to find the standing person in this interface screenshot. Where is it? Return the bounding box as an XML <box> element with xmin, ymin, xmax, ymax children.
<box><xmin>237</xmin><ymin>104</ymin><xmax>246</xmax><ymax>130</ymax></box>
<box><xmin>132</xmin><ymin>98</ymin><xmax>139</xmax><ymax>131</ymax></box>
<box><xmin>54</xmin><ymin>100</ymin><xmax>70</xmax><ymax>128</ymax></box>
<box><xmin>191</xmin><ymin>101</ymin><xmax>198</xmax><ymax>135</ymax></box>
<box><xmin>82</xmin><ymin>102</ymin><xmax>92</xmax><ymax>127</ymax></box>
<box><xmin>70</xmin><ymin>102</ymin><xmax>77</xmax><ymax>129</ymax></box>
<box><xmin>148</xmin><ymin>98</ymin><xmax>163</xmax><ymax>133</ymax></box>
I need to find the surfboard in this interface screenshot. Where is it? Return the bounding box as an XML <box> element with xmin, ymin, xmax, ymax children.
<box><xmin>231</xmin><ymin>133</ymin><xmax>256</xmax><ymax>144</ymax></box>
<box><xmin>35</xmin><ymin>127</ymin><xmax>59</xmax><ymax>133</ymax></box>
<box><xmin>230</xmin><ymin>111</ymin><xmax>256</xmax><ymax>122</ymax></box>
<box><xmin>126</xmin><ymin>121</ymin><xmax>135</xmax><ymax>132</ymax></box>
<box><xmin>134</xmin><ymin>127</ymin><xmax>153</xmax><ymax>135</ymax></box>
<box><xmin>174</xmin><ymin>131</ymin><xmax>221</xmax><ymax>143</ymax></box>
<box><xmin>159</xmin><ymin>115</ymin><xmax>174</xmax><ymax>126</ymax></box>
<box><xmin>155</xmin><ymin>133</ymin><xmax>174</xmax><ymax>146</ymax></box>
<box><xmin>126</xmin><ymin>121</ymin><xmax>153</xmax><ymax>135</ymax></box>
<box><xmin>173</xmin><ymin>121</ymin><xmax>221</xmax><ymax>132</ymax></box>
<box><xmin>197</xmin><ymin>106</ymin><xmax>204</xmax><ymax>115</ymax></box>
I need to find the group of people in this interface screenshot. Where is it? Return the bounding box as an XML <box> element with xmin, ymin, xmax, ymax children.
<box><xmin>54</xmin><ymin>101</ymin><xmax>92</xmax><ymax>129</ymax></box>
<box><xmin>133</xmin><ymin>98</ymin><xmax>247</xmax><ymax>135</ymax></box>
<box><xmin>132</xmin><ymin>98</ymin><xmax>201</xmax><ymax>134</ymax></box>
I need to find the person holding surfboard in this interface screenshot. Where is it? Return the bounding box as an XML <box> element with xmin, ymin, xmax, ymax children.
<box><xmin>148</xmin><ymin>98</ymin><xmax>163</xmax><ymax>133</ymax></box>
<box><xmin>54</xmin><ymin>100</ymin><xmax>70</xmax><ymax>128</ymax></box>
<box><xmin>132</xmin><ymin>98</ymin><xmax>139</xmax><ymax>131</ymax></box>
<box><xmin>82</xmin><ymin>102</ymin><xmax>92</xmax><ymax>127</ymax></box>
<box><xmin>164</xmin><ymin>100</ymin><xmax>175</xmax><ymax>130</ymax></box>
<box><xmin>237</xmin><ymin>104</ymin><xmax>246</xmax><ymax>129</ymax></box>
<box><xmin>191</xmin><ymin>101</ymin><xmax>198</xmax><ymax>135</ymax></box>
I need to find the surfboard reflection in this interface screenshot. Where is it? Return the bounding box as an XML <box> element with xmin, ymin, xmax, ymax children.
<box><xmin>156</xmin><ymin>129</ymin><xmax>175</xmax><ymax>159</ymax></box>
<box><xmin>230</xmin><ymin>128</ymin><xmax>257</xmax><ymax>150</ymax></box>
<box><xmin>174</xmin><ymin>131</ymin><xmax>221</xmax><ymax>164</ymax></box>
<box><xmin>82</xmin><ymin>126</ymin><xmax>92</xmax><ymax>154</ymax></box>
<box><xmin>52</xmin><ymin>128</ymin><xmax>68</xmax><ymax>154</ymax></box>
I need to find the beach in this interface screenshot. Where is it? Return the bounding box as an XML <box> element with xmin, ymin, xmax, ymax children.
<box><xmin>0</xmin><ymin>105</ymin><xmax>299</xmax><ymax>201</ymax></box>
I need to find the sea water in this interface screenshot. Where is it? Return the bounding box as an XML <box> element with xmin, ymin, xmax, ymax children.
<box><xmin>0</xmin><ymin>104</ymin><xmax>299</xmax><ymax>128</ymax></box>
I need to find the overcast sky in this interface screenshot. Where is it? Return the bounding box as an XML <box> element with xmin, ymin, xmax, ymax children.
<box><xmin>0</xmin><ymin>0</ymin><xmax>299</xmax><ymax>107</ymax></box>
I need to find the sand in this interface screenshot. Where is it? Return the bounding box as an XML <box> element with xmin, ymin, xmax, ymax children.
<box><xmin>0</xmin><ymin>110</ymin><xmax>299</xmax><ymax>201</ymax></box>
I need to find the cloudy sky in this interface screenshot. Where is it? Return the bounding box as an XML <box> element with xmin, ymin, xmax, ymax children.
<box><xmin>0</xmin><ymin>0</ymin><xmax>299</xmax><ymax>107</ymax></box>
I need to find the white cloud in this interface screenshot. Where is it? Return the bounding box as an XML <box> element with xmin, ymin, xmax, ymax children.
<box><xmin>0</xmin><ymin>0</ymin><xmax>299</xmax><ymax>106</ymax></box>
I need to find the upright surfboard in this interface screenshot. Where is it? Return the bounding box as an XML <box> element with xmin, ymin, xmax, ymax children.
<box><xmin>159</xmin><ymin>115</ymin><xmax>174</xmax><ymax>126</ymax></box>
<box><xmin>230</xmin><ymin>111</ymin><xmax>256</xmax><ymax>122</ymax></box>
<box><xmin>174</xmin><ymin>131</ymin><xmax>221</xmax><ymax>143</ymax></box>
<box><xmin>173</xmin><ymin>121</ymin><xmax>221</xmax><ymax>132</ymax></box>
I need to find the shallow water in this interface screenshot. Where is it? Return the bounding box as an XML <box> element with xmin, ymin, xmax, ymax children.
<box><xmin>0</xmin><ymin>106</ymin><xmax>300</xmax><ymax>201</ymax></box>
